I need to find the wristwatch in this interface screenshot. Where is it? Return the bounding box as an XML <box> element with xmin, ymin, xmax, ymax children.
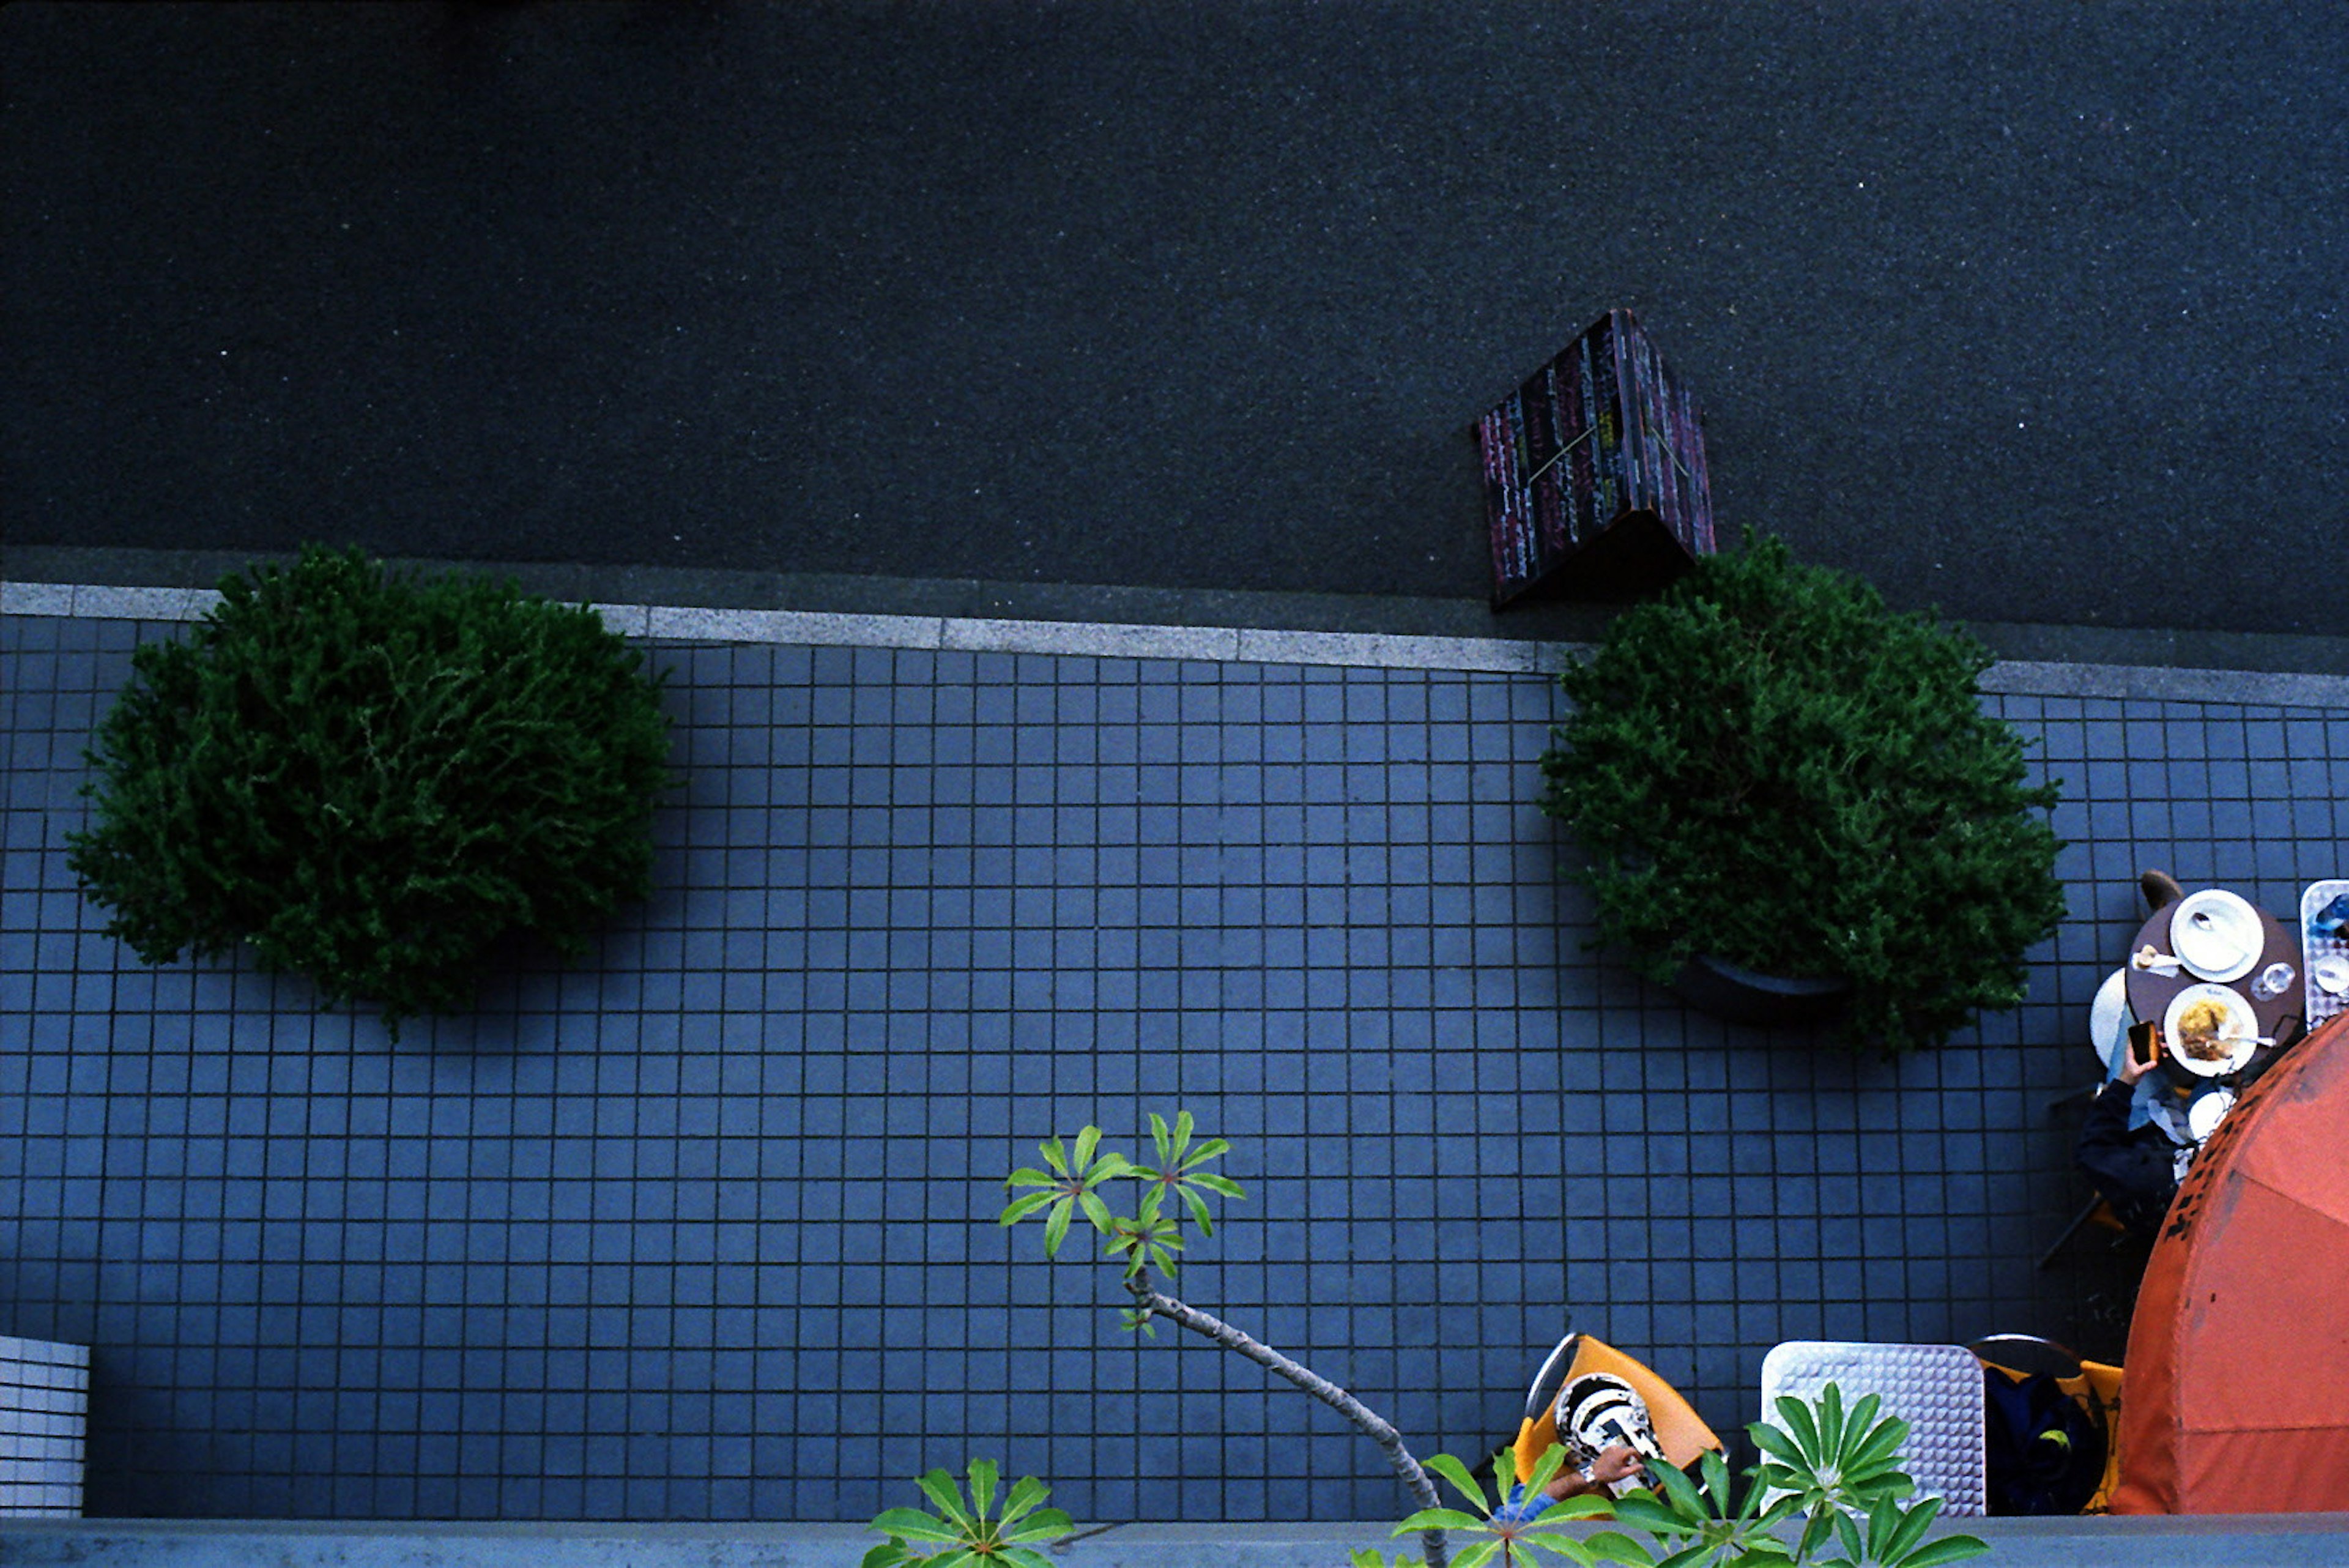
<box><xmin>1577</xmin><ymin>1459</ymin><xmax>1598</xmax><ymax>1486</ymax></box>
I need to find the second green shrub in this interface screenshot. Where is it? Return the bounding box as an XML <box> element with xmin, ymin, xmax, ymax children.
<box><xmin>69</xmin><ymin>546</ymin><xmax>675</xmax><ymax>1034</ymax></box>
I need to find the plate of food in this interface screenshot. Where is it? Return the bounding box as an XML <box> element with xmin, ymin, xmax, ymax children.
<box><xmin>2163</xmin><ymin>983</ymin><xmax>2258</xmax><ymax>1077</ymax></box>
<box><xmin>2169</xmin><ymin>889</ymin><xmax>2262</xmax><ymax>983</ymax></box>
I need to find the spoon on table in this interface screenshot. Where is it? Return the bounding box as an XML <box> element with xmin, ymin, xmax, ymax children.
<box><xmin>2184</xmin><ymin>908</ymin><xmax>2244</xmax><ymax>960</ymax></box>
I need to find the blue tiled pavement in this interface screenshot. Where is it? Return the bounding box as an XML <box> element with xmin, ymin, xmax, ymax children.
<box><xmin>1</xmin><ymin>612</ymin><xmax>2343</xmax><ymax>1521</ymax></box>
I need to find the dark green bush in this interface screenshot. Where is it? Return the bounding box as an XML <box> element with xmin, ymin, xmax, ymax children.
<box><xmin>69</xmin><ymin>546</ymin><xmax>675</xmax><ymax>1035</ymax></box>
<box><xmin>1538</xmin><ymin>533</ymin><xmax>2066</xmax><ymax>1053</ymax></box>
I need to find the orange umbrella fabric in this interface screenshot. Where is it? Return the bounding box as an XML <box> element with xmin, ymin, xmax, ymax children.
<box><xmin>2109</xmin><ymin>1009</ymin><xmax>2349</xmax><ymax>1512</ymax></box>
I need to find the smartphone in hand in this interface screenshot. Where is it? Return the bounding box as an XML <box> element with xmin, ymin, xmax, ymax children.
<box><xmin>2128</xmin><ymin>1020</ymin><xmax>2162</xmax><ymax>1069</ymax></box>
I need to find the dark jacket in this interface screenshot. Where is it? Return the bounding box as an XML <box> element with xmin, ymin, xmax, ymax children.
<box><xmin>2074</xmin><ymin>1080</ymin><xmax>2178</xmax><ymax>1237</ymax></box>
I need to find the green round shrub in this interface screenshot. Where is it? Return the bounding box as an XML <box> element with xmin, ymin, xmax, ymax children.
<box><xmin>69</xmin><ymin>546</ymin><xmax>675</xmax><ymax>1035</ymax></box>
<box><xmin>1538</xmin><ymin>533</ymin><xmax>2066</xmax><ymax>1054</ymax></box>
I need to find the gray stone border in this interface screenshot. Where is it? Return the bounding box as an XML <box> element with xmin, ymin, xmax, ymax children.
<box><xmin>6</xmin><ymin>576</ymin><xmax>2345</xmax><ymax>708</ymax></box>
<box><xmin>2</xmin><ymin>1515</ymin><xmax>2348</xmax><ymax>1567</ymax></box>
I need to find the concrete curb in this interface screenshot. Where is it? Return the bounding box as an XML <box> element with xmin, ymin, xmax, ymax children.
<box><xmin>6</xmin><ymin>578</ymin><xmax>2346</xmax><ymax>707</ymax></box>
<box><xmin>5</xmin><ymin>1515</ymin><xmax>2349</xmax><ymax>1567</ymax></box>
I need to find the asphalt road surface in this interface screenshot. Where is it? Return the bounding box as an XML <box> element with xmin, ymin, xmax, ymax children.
<box><xmin>6</xmin><ymin>2</ymin><xmax>2346</xmax><ymax>641</ymax></box>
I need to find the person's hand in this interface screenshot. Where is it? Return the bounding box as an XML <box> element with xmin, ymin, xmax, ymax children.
<box><xmin>2116</xmin><ymin>1050</ymin><xmax>2155</xmax><ymax>1087</ymax></box>
<box><xmin>1542</xmin><ymin>1444</ymin><xmax>1645</xmax><ymax>1499</ymax></box>
<box><xmin>1586</xmin><ymin>1444</ymin><xmax>1644</xmax><ymax>1487</ymax></box>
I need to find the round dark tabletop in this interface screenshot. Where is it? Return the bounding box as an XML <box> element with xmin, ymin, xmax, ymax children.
<box><xmin>2125</xmin><ymin>894</ymin><xmax>2299</xmax><ymax>1085</ymax></box>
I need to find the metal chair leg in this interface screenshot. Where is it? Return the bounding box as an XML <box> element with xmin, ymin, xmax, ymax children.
<box><xmin>2038</xmin><ymin>1196</ymin><xmax>2104</xmax><ymax>1271</ymax></box>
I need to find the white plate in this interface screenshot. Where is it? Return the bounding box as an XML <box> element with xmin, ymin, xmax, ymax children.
<box><xmin>2316</xmin><ymin>955</ymin><xmax>2349</xmax><ymax>996</ymax></box>
<box><xmin>2163</xmin><ymin>982</ymin><xmax>2257</xmax><ymax>1077</ymax></box>
<box><xmin>2090</xmin><ymin>968</ymin><xmax>2132</xmax><ymax>1077</ymax></box>
<box><xmin>2170</xmin><ymin>889</ymin><xmax>2262</xmax><ymax>982</ymax></box>
<box><xmin>2188</xmin><ymin>1087</ymin><xmax>2236</xmax><ymax>1142</ymax></box>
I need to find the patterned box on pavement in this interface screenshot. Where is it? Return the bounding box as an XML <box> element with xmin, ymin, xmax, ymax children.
<box><xmin>1478</xmin><ymin>308</ymin><xmax>1716</xmax><ymax>606</ymax></box>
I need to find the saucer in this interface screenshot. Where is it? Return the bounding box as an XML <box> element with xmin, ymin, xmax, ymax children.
<box><xmin>2188</xmin><ymin>1087</ymin><xmax>2236</xmax><ymax>1142</ymax></box>
<box><xmin>2315</xmin><ymin>954</ymin><xmax>2349</xmax><ymax>997</ymax></box>
<box><xmin>2090</xmin><ymin>968</ymin><xmax>2132</xmax><ymax>1077</ymax></box>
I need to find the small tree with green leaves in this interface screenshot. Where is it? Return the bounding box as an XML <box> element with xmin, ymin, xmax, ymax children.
<box><xmin>1001</xmin><ymin>1112</ymin><xmax>1455</xmax><ymax>1568</ymax></box>
<box><xmin>863</xmin><ymin>1458</ymin><xmax>1071</xmax><ymax>1568</ymax></box>
<box><xmin>1354</xmin><ymin>1440</ymin><xmax>1630</xmax><ymax>1568</ymax></box>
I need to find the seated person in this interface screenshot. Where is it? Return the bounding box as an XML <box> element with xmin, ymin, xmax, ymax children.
<box><xmin>1493</xmin><ymin>1442</ymin><xmax>1645</xmax><ymax>1519</ymax></box>
<box><xmin>2075</xmin><ymin>1042</ymin><xmax>2186</xmax><ymax>1238</ymax></box>
<box><xmin>1493</xmin><ymin>1373</ymin><xmax>1665</xmax><ymax>1522</ymax></box>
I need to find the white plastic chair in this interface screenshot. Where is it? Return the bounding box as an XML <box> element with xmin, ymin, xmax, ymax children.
<box><xmin>1757</xmin><ymin>1340</ymin><xmax>1986</xmax><ymax>1517</ymax></box>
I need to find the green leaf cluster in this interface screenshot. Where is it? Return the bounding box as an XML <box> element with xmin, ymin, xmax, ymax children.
<box><xmin>1000</xmin><ymin>1111</ymin><xmax>1243</xmax><ymax>1333</ymax></box>
<box><xmin>1387</xmin><ymin>1441</ymin><xmax>1633</xmax><ymax>1567</ymax></box>
<box><xmin>1379</xmin><ymin>1384</ymin><xmax>1986</xmax><ymax>1568</ymax></box>
<box><xmin>66</xmin><ymin>546</ymin><xmax>675</xmax><ymax>1036</ymax></box>
<box><xmin>1538</xmin><ymin>532</ymin><xmax>2066</xmax><ymax>1053</ymax></box>
<box><xmin>864</xmin><ymin>1458</ymin><xmax>1071</xmax><ymax>1568</ymax></box>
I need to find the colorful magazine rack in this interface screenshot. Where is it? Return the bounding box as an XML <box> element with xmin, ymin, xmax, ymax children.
<box><xmin>1479</xmin><ymin>308</ymin><xmax>1716</xmax><ymax>606</ymax></box>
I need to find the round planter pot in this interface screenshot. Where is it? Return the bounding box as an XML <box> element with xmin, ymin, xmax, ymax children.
<box><xmin>1671</xmin><ymin>952</ymin><xmax>1850</xmax><ymax>1027</ymax></box>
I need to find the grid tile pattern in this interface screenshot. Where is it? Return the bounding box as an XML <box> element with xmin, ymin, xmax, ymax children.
<box><xmin>2</xmin><ymin>612</ymin><xmax>2343</xmax><ymax>1521</ymax></box>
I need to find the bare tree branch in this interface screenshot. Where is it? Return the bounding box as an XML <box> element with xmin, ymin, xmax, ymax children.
<box><xmin>1130</xmin><ymin>1280</ymin><xmax>1450</xmax><ymax>1568</ymax></box>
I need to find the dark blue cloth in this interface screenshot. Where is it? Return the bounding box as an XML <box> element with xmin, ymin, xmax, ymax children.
<box><xmin>1491</xmin><ymin>1483</ymin><xmax>1554</xmax><ymax>1525</ymax></box>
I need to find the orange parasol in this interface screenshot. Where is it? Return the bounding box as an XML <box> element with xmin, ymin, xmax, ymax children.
<box><xmin>2109</xmin><ymin>1009</ymin><xmax>2349</xmax><ymax>1512</ymax></box>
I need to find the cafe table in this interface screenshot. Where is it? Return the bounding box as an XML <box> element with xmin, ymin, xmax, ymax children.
<box><xmin>2122</xmin><ymin>889</ymin><xmax>2301</xmax><ymax>1087</ymax></box>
